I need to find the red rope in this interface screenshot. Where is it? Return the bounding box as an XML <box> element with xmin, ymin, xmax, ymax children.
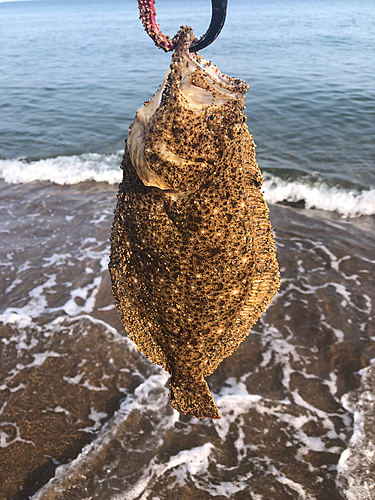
<box><xmin>138</xmin><ymin>0</ymin><xmax>175</xmax><ymax>52</ymax></box>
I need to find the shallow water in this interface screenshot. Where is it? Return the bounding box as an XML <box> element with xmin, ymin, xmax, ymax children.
<box><xmin>1</xmin><ymin>181</ymin><xmax>374</xmax><ymax>499</ymax></box>
<box><xmin>1</xmin><ymin>0</ymin><xmax>375</xmax><ymax>192</ymax></box>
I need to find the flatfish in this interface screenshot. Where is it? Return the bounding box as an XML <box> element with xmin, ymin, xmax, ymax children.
<box><xmin>109</xmin><ymin>27</ymin><xmax>280</xmax><ymax>419</ymax></box>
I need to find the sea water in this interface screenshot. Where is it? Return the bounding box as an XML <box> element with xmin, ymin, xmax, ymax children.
<box><xmin>1</xmin><ymin>0</ymin><xmax>374</xmax><ymax>216</ymax></box>
<box><xmin>0</xmin><ymin>1</ymin><xmax>375</xmax><ymax>499</ymax></box>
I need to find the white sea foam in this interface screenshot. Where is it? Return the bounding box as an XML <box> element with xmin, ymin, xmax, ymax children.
<box><xmin>337</xmin><ymin>360</ymin><xmax>375</xmax><ymax>499</ymax></box>
<box><xmin>60</xmin><ymin>276</ymin><xmax>102</xmax><ymax>316</ymax></box>
<box><xmin>0</xmin><ymin>152</ymin><xmax>123</xmax><ymax>185</ymax></box>
<box><xmin>262</xmin><ymin>173</ymin><xmax>375</xmax><ymax>218</ymax></box>
<box><xmin>79</xmin><ymin>407</ymin><xmax>108</xmax><ymax>433</ymax></box>
<box><xmin>1</xmin><ymin>153</ymin><xmax>374</xmax><ymax>217</ymax></box>
<box><xmin>0</xmin><ymin>421</ymin><xmax>35</xmax><ymax>449</ymax></box>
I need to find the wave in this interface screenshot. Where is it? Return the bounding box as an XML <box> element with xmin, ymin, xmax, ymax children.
<box><xmin>263</xmin><ymin>172</ymin><xmax>375</xmax><ymax>218</ymax></box>
<box><xmin>0</xmin><ymin>153</ymin><xmax>374</xmax><ymax>218</ymax></box>
<box><xmin>0</xmin><ymin>152</ymin><xmax>123</xmax><ymax>186</ymax></box>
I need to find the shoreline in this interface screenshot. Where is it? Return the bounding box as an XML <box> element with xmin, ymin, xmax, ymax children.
<box><xmin>1</xmin><ymin>180</ymin><xmax>374</xmax><ymax>499</ymax></box>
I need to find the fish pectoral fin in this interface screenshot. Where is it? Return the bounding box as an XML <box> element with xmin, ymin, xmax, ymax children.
<box><xmin>169</xmin><ymin>376</ymin><xmax>221</xmax><ymax>420</ymax></box>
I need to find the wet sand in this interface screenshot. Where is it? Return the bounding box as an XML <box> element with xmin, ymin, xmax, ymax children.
<box><xmin>1</xmin><ymin>181</ymin><xmax>374</xmax><ymax>499</ymax></box>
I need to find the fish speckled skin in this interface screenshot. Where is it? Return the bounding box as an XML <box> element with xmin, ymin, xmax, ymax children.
<box><xmin>109</xmin><ymin>28</ymin><xmax>280</xmax><ymax>419</ymax></box>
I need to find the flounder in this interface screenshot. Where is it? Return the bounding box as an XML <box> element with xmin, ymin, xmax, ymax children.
<box><xmin>109</xmin><ymin>27</ymin><xmax>280</xmax><ymax>419</ymax></box>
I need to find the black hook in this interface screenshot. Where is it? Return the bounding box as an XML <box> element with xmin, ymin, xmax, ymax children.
<box><xmin>138</xmin><ymin>0</ymin><xmax>227</xmax><ymax>52</ymax></box>
<box><xmin>189</xmin><ymin>0</ymin><xmax>228</xmax><ymax>52</ymax></box>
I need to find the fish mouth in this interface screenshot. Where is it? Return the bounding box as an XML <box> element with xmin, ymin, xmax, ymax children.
<box><xmin>127</xmin><ymin>28</ymin><xmax>248</xmax><ymax>199</ymax></box>
<box><xmin>178</xmin><ymin>40</ymin><xmax>249</xmax><ymax>109</ymax></box>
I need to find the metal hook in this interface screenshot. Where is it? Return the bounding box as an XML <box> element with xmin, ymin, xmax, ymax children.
<box><xmin>189</xmin><ymin>0</ymin><xmax>227</xmax><ymax>52</ymax></box>
<box><xmin>137</xmin><ymin>0</ymin><xmax>228</xmax><ymax>53</ymax></box>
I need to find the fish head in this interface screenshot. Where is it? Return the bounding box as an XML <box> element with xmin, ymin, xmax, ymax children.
<box><xmin>127</xmin><ymin>27</ymin><xmax>250</xmax><ymax>198</ymax></box>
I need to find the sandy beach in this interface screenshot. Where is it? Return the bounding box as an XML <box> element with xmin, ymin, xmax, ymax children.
<box><xmin>1</xmin><ymin>180</ymin><xmax>374</xmax><ymax>499</ymax></box>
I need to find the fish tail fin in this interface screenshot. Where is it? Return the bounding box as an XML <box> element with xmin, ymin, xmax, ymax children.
<box><xmin>169</xmin><ymin>376</ymin><xmax>221</xmax><ymax>420</ymax></box>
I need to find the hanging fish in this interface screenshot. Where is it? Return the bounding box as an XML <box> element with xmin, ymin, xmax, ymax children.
<box><xmin>109</xmin><ymin>4</ymin><xmax>280</xmax><ymax>420</ymax></box>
